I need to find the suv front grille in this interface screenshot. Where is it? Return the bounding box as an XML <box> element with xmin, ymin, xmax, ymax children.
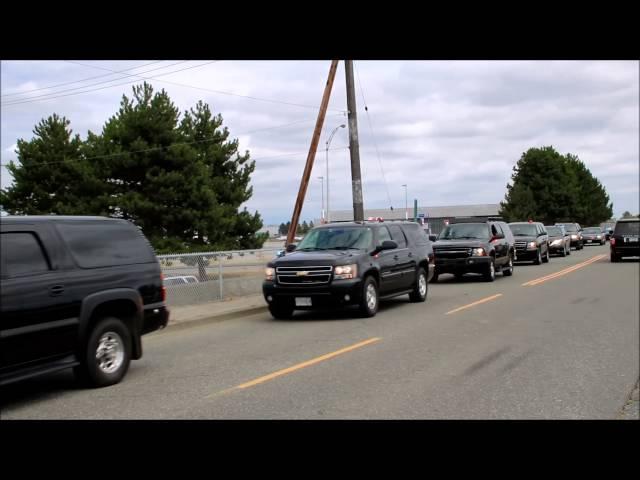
<box><xmin>433</xmin><ymin>247</ymin><xmax>471</xmax><ymax>259</ymax></box>
<box><xmin>515</xmin><ymin>241</ymin><xmax>529</xmax><ymax>251</ymax></box>
<box><xmin>276</xmin><ymin>265</ymin><xmax>333</xmax><ymax>285</ymax></box>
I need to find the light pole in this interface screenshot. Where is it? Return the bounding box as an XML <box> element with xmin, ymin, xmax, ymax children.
<box><xmin>326</xmin><ymin>124</ymin><xmax>346</xmax><ymax>223</ymax></box>
<box><xmin>402</xmin><ymin>184</ymin><xmax>408</xmax><ymax>219</ymax></box>
<box><xmin>318</xmin><ymin>176</ymin><xmax>325</xmax><ymax>222</ymax></box>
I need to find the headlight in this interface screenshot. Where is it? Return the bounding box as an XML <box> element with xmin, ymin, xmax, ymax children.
<box><xmin>551</xmin><ymin>239</ymin><xmax>562</xmax><ymax>246</ymax></box>
<box><xmin>265</xmin><ymin>267</ymin><xmax>275</xmax><ymax>281</ymax></box>
<box><xmin>571</xmin><ymin>234</ymin><xmax>578</xmax><ymax>239</ymax></box>
<box><xmin>471</xmin><ymin>247</ymin><xmax>486</xmax><ymax>256</ymax></box>
<box><xmin>596</xmin><ymin>235</ymin><xmax>602</xmax><ymax>239</ymax></box>
<box><xmin>527</xmin><ymin>241</ymin><xmax>537</xmax><ymax>249</ymax></box>
<box><xmin>334</xmin><ymin>264</ymin><xmax>357</xmax><ymax>280</ymax></box>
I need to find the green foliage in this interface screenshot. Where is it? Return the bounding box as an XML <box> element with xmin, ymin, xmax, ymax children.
<box><xmin>1</xmin><ymin>83</ymin><xmax>266</xmax><ymax>252</ymax></box>
<box><xmin>499</xmin><ymin>146</ymin><xmax>613</xmax><ymax>225</ymax></box>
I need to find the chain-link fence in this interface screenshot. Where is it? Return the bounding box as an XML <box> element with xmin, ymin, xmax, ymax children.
<box><xmin>158</xmin><ymin>248</ymin><xmax>281</xmax><ymax>307</ymax></box>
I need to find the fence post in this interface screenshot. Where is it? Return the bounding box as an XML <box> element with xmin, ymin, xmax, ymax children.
<box><xmin>218</xmin><ymin>255</ymin><xmax>224</xmax><ymax>300</ymax></box>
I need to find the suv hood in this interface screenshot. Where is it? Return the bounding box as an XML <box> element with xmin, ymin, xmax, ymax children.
<box><xmin>512</xmin><ymin>235</ymin><xmax>537</xmax><ymax>242</ymax></box>
<box><xmin>270</xmin><ymin>249</ymin><xmax>362</xmax><ymax>267</ymax></box>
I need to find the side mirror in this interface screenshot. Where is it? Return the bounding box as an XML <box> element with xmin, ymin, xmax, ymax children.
<box><xmin>491</xmin><ymin>234</ymin><xmax>505</xmax><ymax>241</ymax></box>
<box><xmin>285</xmin><ymin>244</ymin><xmax>297</xmax><ymax>253</ymax></box>
<box><xmin>429</xmin><ymin>234</ymin><xmax>437</xmax><ymax>242</ymax></box>
<box><xmin>372</xmin><ymin>240</ymin><xmax>398</xmax><ymax>255</ymax></box>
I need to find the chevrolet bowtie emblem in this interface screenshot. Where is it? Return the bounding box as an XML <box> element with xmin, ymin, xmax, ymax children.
<box><xmin>296</xmin><ymin>271</ymin><xmax>309</xmax><ymax>276</ymax></box>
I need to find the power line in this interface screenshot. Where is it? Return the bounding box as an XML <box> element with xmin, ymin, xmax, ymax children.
<box><xmin>0</xmin><ymin>114</ymin><xmax>346</xmax><ymax>168</ymax></box>
<box><xmin>1</xmin><ymin>61</ymin><xmax>207</xmax><ymax>106</ymax></box>
<box><xmin>354</xmin><ymin>61</ymin><xmax>394</xmax><ymax>211</ymax></box>
<box><xmin>1</xmin><ymin>60</ymin><xmax>165</xmax><ymax>98</ymax></box>
<box><xmin>59</xmin><ymin>60</ymin><xmax>345</xmax><ymax>113</ymax></box>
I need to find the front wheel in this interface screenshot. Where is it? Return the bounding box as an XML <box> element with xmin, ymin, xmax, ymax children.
<box><xmin>542</xmin><ymin>246</ymin><xmax>550</xmax><ymax>263</ymax></box>
<box><xmin>502</xmin><ymin>253</ymin><xmax>514</xmax><ymax>276</ymax></box>
<box><xmin>484</xmin><ymin>258</ymin><xmax>496</xmax><ymax>282</ymax></box>
<box><xmin>268</xmin><ymin>301</ymin><xmax>295</xmax><ymax>320</ymax></box>
<box><xmin>533</xmin><ymin>248</ymin><xmax>542</xmax><ymax>265</ymax></box>
<box><xmin>409</xmin><ymin>268</ymin><xmax>428</xmax><ymax>302</ymax></box>
<box><xmin>610</xmin><ymin>252</ymin><xmax>620</xmax><ymax>263</ymax></box>
<box><xmin>430</xmin><ymin>272</ymin><xmax>439</xmax><ymax>283</ymax></box>
<box><xmin>359</xmin><ymin>276</ymin><xmax>379</xmax><ymax>317</ymax></box>
<box><xmin>75</xmin><ymin>317</ymin><xmax>132</xmax><ymax>388</ymax></box>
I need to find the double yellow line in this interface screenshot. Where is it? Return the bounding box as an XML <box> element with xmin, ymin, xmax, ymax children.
<box><xmin>522</xmin><ymin>254</ymin><xmax>606</xmax><ymax>287</ymax></box>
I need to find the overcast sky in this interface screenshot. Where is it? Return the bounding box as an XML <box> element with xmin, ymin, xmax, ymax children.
<box><xmin>1</xmin><ymin>60</ymin><xmax>638</xmax><ymax>225</ymax></box>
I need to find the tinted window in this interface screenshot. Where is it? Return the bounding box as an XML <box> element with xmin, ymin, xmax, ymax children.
<box><xmin>377</xmin><ymin>227</ymin><xmax>392</xmax><ymax>244</ymax></box>
<box><xmin>614</xmin><ymin>221</ymin><xmax>639</xmax><ymax>235</ymax></box>
<box><xmin>546</xmin><ymin>226</ymin><xmax>563</xmax><ymax>236</ymax></box>
<box><xmin>402</xmin><ymin>223</ymin><xmax>429</xmax><ymax>246</ymax></box>
<box><xmin>440</xmin><ymin>223</ymin><xmax>489</xmax><ymax>240</ymax></box>
<box><xmin>558</xmin><ymin>224</ymin><xmax>578</xmax><ymax>233</ymax></box>
<box><xmin>1</xmin><ymin>232</ymin><xmax>50</xmax><ymax>277</ymax></box>
<box><xmin>509</xmin><ymin>223</ymin><xmax>538</xmax><ymax>236</ymax></box>
<box><xmin>583</xmin><ymin>228</ymin><xmax>601</xmax><ymax>234</ymax></box>
<box><xmin>56</xmin><ymin>221</ymin><xmax>155</xmax><ymax>268</ymax></box>
<box><xmin>388</xmin><ymin>225</ymin><xmax>407</xmax><ymax>248</ymax></box>
<box><xmin>296</xmin><ymin>227</ymin><xmax>373</xmax><ymax>250</ymax></box>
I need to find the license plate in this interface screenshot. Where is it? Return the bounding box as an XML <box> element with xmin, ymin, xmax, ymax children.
<box><xmin>295</xmin><ymin>297</ymin><xmax>312</xmax><ymax>307</ymax></box>
<box><xmin>627</xmin><ymin>237</ymin><xmax>638</xmax><ymax>243</ymax></box>
<box><xmin>586</xmin><ymin>240</ymin><xmax>592</xmax><ymax>243</ymax></box>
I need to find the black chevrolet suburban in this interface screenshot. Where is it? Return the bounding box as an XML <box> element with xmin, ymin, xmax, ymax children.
<box><xmin>610</xmin><ymin>217</ymin><xmax>639</xmax><ymax>262</ymax></box>
<box><xmin>432</xmin><ymin>218</ymin><xmax>515</xmax><ymax>282</ymax></box>
<box><xmin>263</xmin><ymin>221</ymin><xmax>434</xmax><ymax>318</ymax></box>
<box><xmin>0</xmin><ymin>216</ymin><xmax>169</xmax><ymax>388</ymax></box>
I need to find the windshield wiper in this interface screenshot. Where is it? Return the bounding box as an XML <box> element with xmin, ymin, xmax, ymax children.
<box><xmin>332</xmin><ymin>246</ymin><xmax>362</xmax><ymax>250</ymax></box>
<box><xmin>297</xmin><ymin>247</ymin><xmax>329</xmax><ymax>251</ymax></box>
<box><xmin>451</xmin><ymin>236</ymin><xmax>482</xmax><ymax>240</ymax></box>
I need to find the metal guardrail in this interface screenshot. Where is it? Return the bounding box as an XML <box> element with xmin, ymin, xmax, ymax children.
<box><xmin>158</xmin><ymin>248</ymin><xmax>281</xmax><ymax>307</ymax></box>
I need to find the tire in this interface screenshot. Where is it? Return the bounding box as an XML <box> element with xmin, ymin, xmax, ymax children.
<box><xmin>430</xmin><ymin>272</ymin><xmax>439</xmax><ymax>283</ymax></box>
<box><xmin>268</xmin><ymin>301</ymin><xmax>295</xmax><ymax>320</ymax></box>
<box><xmin>560</xmin><ymin>245</ymin><xmax>566</xmax><ymax>257</ymax></box>
<box><xmin>454</xmin><ymin>273</ymin><xmax>465</xmax><ymax>281</ymax></box>
<box><xmin>75</xmin><ymin>317</ymin><xmax>131</xmax><ymax>388</ymax></box>
<box><xmin>610</xmin><ymin>252</ymin><xmax>619</xmax><ymax>263</ymax></box>
<box><xmin>409</xmin><ymin>268</ymin><xmax>428</xmax><ymax>302</ymax></box>
<box><xmin>566</xmin><ymin>244</ymin><xmax>571</xmax><ymax>255</ymax></box>
<box><xmin>483</xmin><ymin>257</ymin><xmax>496</xmax><ymax>282</ymax></box>
<box><xmin>502</xmin><ymin>253</ymin><xmax>514</xmax><ymax>276</ymax></box>
<box><xmin>359</xmin><ymin>275</ymin><xmax>379</xmax><ymax>317</ymax></box>
<box><xmin>533</xmin><ymin>248</ymin><xmax>542</xmax><ymax>265</ymax></box>
<box><xmin>542</xmin><ymin>246</ymin><xmax>550</xmax><ymax>263</ymax></box>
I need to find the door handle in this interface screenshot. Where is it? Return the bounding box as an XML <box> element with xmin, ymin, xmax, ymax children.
<box><xmin>408</xmin><ymin>252</ymin><xmax>413</xmax><ymax>257</ymax></box>
<box><xmin>393</xmin><ymin>255</ymin><xmax>399</xmax><ymax>260</ymax></box>
<box><xmin>49</xmin><ymin>285</ymin><xmax>65</xmax><ymax>296</ymax></box>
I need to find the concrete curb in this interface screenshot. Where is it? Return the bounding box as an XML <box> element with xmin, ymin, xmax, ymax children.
<box><xmin>158</xmin><ymin>305</ymin><xmax>269</xmax><ymax>334</ymax></box>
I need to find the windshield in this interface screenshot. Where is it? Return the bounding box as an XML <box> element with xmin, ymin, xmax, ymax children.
<box><xmin>558</xmin><ymin>224</ymin><xmax>578</xmax><ymax>232</ymax></box>
<box><xmin>614</xmin><ymin>221</ymin><xmax>639</xmax><ymax>235</ymax></box>
<box><xmin>583</xmin><ymin>228</ymin><xmax>601</xmax><ymax>234</ymax></box>
<box><xmin>439</xmin><ymin>223</ymin><xmax>489</xmax><ymax>240</ymax></box>
<box><xmin>545</xmin><ymin>226</ymin><xmax>563</xmax><ymax>236</ymax></box>
<box><xmin>296</xmin><ymin>227</ymin><xmax>373</xmax><ymax>250</ymax></box>
<box><xmin>509</xmin><ymin>224</ymin><xmax>538</xmax><ymax>236</ymax></box>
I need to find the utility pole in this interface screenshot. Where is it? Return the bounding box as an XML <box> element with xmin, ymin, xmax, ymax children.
<box><xmin>286</xmin><ymin>60</ymin><xmax>339</xmax><ymax>246</ymax></box>
<box><xmin>345</xmin><ymin>60</ymin><xmax>364</xmax><ymax>222</ymax></box>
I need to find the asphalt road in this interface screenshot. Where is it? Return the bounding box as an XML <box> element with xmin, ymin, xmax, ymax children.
<box><xmin>2</xmin><ymin>243</ymin><xmax>638</xmax><ymax>419</ymax></box>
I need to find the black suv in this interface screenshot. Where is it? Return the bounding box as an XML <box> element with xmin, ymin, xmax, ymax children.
<box><xmin>263</xmin><ymin>221</ymin><xmax>434</xmax><ymax>318</ymax></box>
<box><xmin>432</xmin><ymin>218</ymin><xmax>515</xmax><ymax>282</ymax></box>
<box><xmin>556</xmin><ymin>222</ymin><xmax>583</xmax><ymax>250</ymax></box>
<box><xmin>0</xmin><ymin>216</ymin><xmax>169</xmax><ymax>388</ymax></box>
<box><xmin>610</xmin><ymin>217</ymin><xmax>639</xmax><ymax>262</ymax></box>
<box><xmin>509</xmin><ymin>221</ymin><xmax>550</xmax><ymax>264</ymax></box>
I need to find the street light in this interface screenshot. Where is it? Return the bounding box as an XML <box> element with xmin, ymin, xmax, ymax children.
<box><xmin>402</xmin><ymin>184</ymin><xmax>408</xmax><ymax>219</ymax></box>
<box><xmin>326</xmin><ymin>124</ymin><xmax>346</xmax><ymax>223</ymax></box>
<box><xmin>318</xmin><ymin>176</ymin><xmax>325</xmax><ymax>222</ymax></box>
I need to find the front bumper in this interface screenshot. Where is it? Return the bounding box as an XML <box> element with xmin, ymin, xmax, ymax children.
<box><xmin>434</xmin><ymin>256</ymin><xmax>491</xmax><ymax>274</ymax></box>
<box><xmin>548</xmin><ymin>244</ymin><xmax>566</xmax><ymax>253</ymax></box>
<box><xmin>611</xmin><ymin>245</ymin><xmax>640</xmax><ymax>257</ymax></box>
<box><xmin>583</xmin><ymin>237</ymin><xmax>603</xmax><ymax>244</ymax></box>
<box><xmin>569</xmin><ymin>238</ymin><xmax>582</xmax><ymax>247</ymax></box>
<box><xmin>263</xmin><ymin>279</ymin><xmax>363</xmax><ymax>308</ymax></box>
<box><xmin>514</xmin><ymin>249</ymin><xmax>539</xmax><ymax>261</ymax></box>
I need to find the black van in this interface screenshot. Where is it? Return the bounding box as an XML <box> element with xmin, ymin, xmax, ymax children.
<box><xmin>0</xmin><ymin>216</ymin><xmax>169</xmax><ymax>387</ymax></box>
<box><xmin>610</xmin><ymin>218</ymin><xmax>640</xmax><ymax>262</ymax></box>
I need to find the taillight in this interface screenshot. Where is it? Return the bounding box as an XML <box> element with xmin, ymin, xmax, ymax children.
<box><xmin>160</xmin><ymin>273</ymin><xmax>167</xmax><ymax>301</ymax></box>
<box><xmin>610</xmin><ymin>238</ymin><xmax>616</xmax><ymax>246</ymax></box>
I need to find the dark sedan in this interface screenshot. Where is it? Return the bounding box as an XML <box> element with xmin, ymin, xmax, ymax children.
<box><xmin>509</xmin><ymin>221</ymin><xmax>550</xmax><ymax>264</ymax></box>
<box><xmin>582</xmin><ymin>227</ymin><xmax>606</xmax><ymax>246</ymax></box>
<box><xmin>545</xmin><ymin>225</ymin><xmax>571</xmax><ymax>256</ymax></box>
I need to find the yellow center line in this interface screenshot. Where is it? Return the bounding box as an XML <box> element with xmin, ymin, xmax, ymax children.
<box><xmin>522</xmin><ymin>254</ymin><xmax>606</xmax><ymax>286</ymax></box>
<box><xmin>445</xmin><ymin>294</ymin><xmax>503</xmax><ymax>315</ymax></box>
<box><xmin>206</xmin><ymin>337</ymin><xmax>381</xmax><ymax>398</ymax></box>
